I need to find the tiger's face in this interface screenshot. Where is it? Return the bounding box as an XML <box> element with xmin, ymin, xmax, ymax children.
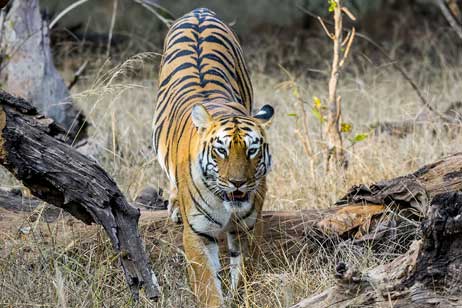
<box><xmin>192</xmin><ymin>104</ymin><xmax>274</xmax><ymax>203</ymax></box>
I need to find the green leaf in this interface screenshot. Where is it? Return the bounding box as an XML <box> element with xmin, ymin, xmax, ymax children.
<box><xmin>351</xmin><ymin>133</ymin><xmax>368</xmax><ymax>143</ymax></box>
<box><xmin>328</xmin><ymin>0</ymin><xmax>337</xmax><ymax>12</ymax></box>
<box><xmin>292</xmin><ymin>86</ymin><xmax>300</xmax><ymax>99</ymax></box>
<box><xmin>311</xmin><ymin>107</ymin><xmax>325</xmax><ymax>123</ymax></box>
<box><xmin>287</xmin><ymin>113</ymin><xmax>297</xmax><ymax>117</ymax></box>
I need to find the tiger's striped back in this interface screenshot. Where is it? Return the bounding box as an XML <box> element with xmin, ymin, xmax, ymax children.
<box><xmin>153</xmin><ymin>8</ymin><xmax>253</xmax><ymax>183</ymax></box>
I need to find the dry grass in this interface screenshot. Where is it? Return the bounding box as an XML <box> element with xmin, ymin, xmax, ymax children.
<box><xmin>1</xmin><ymin>25</ymin><xmax>462</xmax><ymax>307</ymax></box>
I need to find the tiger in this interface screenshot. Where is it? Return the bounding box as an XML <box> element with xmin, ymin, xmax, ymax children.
<box><xmin>152</xmin><ymin>8</ymin><xmax>274</xmax><ymax>307</ymax></box>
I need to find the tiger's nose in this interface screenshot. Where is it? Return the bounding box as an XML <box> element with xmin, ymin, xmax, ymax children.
<box><xmin>229</xmin><ymin>179</ymin><xmax>246</xmax><ymax>188</ymax></box>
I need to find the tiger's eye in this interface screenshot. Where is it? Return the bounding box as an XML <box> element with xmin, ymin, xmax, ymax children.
<box><xmin>248</xmin><ymin>148</ymin><xmax>258</xmax><ymax>156</ymax></box>
<box><xmin>215</xmin><ymin>148</ymin><xmax>227</xmax><ymax>156</ymax></box>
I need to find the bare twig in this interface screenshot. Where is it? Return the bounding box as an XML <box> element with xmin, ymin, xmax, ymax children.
<box><xmin>133</xmin><ymin>0</ymin><xmax>174</xmax><ymax>28</ymax></box>
<box><xmin>317</xmin><ymin>16</ymin><xmax>334</xmax><ymax>39</ymax></box>
<box><xmin>106</xmin><ymin>0</ymin><xmax>118</xmax><ymax>58</ymax></box>
<box><xmin>49</xmin><ymin>0</ymin><xmax>90</xmax><ymax>29</ymax></box>
<box><xmin>436</xmin><ymin>0</ymin><xmax>462</xmax><ymax>41</ymax></box>
<box><xmin>339</xmin><ymin>27</ymin><xmax>355</xmax><ymax>67</ymax></box>
<box><xmin>68</xmin><ymin>60</ymin><xmax>88</xmax><ymax>90</ymax></box>
<box><xmin>341</xmin><ymin>7</ymin><xmax>356</xmax><ymax>21</ymax></box>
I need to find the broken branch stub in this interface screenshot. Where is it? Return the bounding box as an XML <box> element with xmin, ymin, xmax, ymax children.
<box><xmin>0</xmin><ymin>91</ymin><xmax>160</xmax><ymax>301</ymax></box>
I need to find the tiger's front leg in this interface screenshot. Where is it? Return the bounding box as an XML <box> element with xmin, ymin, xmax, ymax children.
<box><xmin>227</xmin><ymin>191</ymin><xmax>266</xmax><ymax>292</ymax></box>
<box><xmin>183</xmin><ymin>223</ymin><xmax>224</xmax><ymax>308</ymax></box>
<box><xmin>226</xmin><ymin>231</ymin><xmax>249</xmax><ymax>291</ymax></box>
<box><xmin>167</xmin><ymin>183</ymin><xmax>181</xmax><ymax>224</ymax></box>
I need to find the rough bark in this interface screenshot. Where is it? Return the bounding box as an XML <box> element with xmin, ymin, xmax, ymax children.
<box><xmin>336</xmin><ymin>152</ymin><xmax>462</xmax><ymax>212</ymax></box>
<box><xmin>288</xmin><ymin>152</ymin><xmax>462</xmax><ymax>307</ymax></box>
<box><xmin>0</xmin><ymin>0</ymin><xmax>87</xmax><ymax>142</ymax></box>
<box><xmin>0</xmin><ymin>91</ymin><xmax>159</xmax><ymax>301</ymax></box>
<box><xmin>142</xmin><ymin>208</ymin><xmax>340</xmax><ymax>260</ymax></box>
<box><xmin>0</xmin><ymin>185</ymin><xmax>168</xmax><ymax>223</ymax></box>
<box><xmin>290</xmin><ymin>191</ymin><xmax>462</xmax><ymax>308</ymax></box>
<box><xmin>141</xmin><ymin>151</ymin><xmax>462</xmax><ymax>270</ymax></box>
<box><xmin>3</xmin><ymin>146</ymin><xmax>462</xmax><ymax>263</ymax></box>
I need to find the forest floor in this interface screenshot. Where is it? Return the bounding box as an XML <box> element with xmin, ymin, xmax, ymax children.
<box><xmin>1</xmin><ymin>23</ymin><xmax>462</xmax><ymax>307</ymax></box>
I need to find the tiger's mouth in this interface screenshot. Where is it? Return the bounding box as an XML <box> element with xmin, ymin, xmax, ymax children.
<box><xmin>223</xmin><ymin>191</ymin><xmax>249</xmax><ymax>202</ymax></box>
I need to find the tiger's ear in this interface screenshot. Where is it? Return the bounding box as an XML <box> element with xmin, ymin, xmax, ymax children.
<box><xmin>192</xmin><ymin>104</ymin><xmax>212</xmax><ymax>129</ymax></box>
<box><xmin>253</xmin><ymin>104</ymin><xmax>274</xmax><ymax>128</ymax></box>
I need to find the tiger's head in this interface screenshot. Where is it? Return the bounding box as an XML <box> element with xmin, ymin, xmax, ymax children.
<box><xmin>191</xmin><ymin>104</ymin><xmax>274</xmax><ymax>204</ymax></box>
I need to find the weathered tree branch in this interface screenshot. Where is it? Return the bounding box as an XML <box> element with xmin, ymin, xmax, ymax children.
<box><xmin>141</xmin><ymin>152</ymin><xmax>462</xmax><ymax>265</ymax></box>
<box><xmin>0</xmin><ymin>91</ymin><xmax>160</xmax><ymax>301</ymax></box>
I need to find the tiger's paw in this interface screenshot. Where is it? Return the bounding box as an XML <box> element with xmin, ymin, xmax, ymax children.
<box><xmin>168</xmin><ymin>199</ymin><xmax>182</xmax><ymax>224</ymax></box>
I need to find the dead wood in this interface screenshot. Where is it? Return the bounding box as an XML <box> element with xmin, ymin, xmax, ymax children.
<box><xmin>290</xmin><ymin>191</ymin><xmax>462</xmax><ymax>308</ymax></box>
<box><xmin>141</xmin><ymin>208</ymin><xmax>339</xmax><ymax>260</ymax></box>
<box><xmin>0</xmin><ymin>91</ymin><xmax>159</xmax><ymax>301</ymax></box>
<box><xmin>372</xmin><ymin>102</ymin><xmax>462</xmax><ymax>138</ymax></box>
<box><xmin>337</xmin><ymin>152</ymin><xmax>462</xmax><ymax>212</ymax></box>
<box><xmin>0</xmin><ymin>0</ymin><xmax>87</xmax><ymax>142</ymax></box>
<box><xmin>290</xmin><ymin>153</ymin><xmax>462</xmax><ymax>307</ymax></box>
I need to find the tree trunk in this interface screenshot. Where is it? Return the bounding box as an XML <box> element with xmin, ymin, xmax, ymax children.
<box><xmin>0</xmin><ymin>91</ymin><xmax>159</xmax><ymax>301</ymax></box>
<box><xmin>0</xmin><ymin>0</ymin><xmax>87</xmax><ymax>142</ymax></box>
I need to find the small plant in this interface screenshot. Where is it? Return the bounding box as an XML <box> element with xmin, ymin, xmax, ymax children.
<box><xmin>319</xmin><ymin>0</ymin><xmax>356</xmax><ymax>171</ymax></box>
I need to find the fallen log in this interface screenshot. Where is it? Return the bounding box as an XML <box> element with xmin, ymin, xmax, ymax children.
<box><xmin>287</xmin><ymin>153</ymin><xmax>462</xmax><ymax>307</ymax></box>
<box><xmin>290</xmin><ymin>191</ymin><xmax>462</xmax><ymax>307</ymax></box>
<box><xmin>0</xmin><ymin>91</ymin><xmax>159</xmax><ymax>300</ymax></box>
<box><xmin>3</xmin><ymin>142</ymin><xmax>462</xmax><ymax>262</ymax></box>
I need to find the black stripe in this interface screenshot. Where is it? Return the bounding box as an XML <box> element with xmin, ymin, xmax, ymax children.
<box><xmin>159</xmin><ymin>62</ymin><xmax>196</xmax><ymax>88</ymax></box>
<box><xmin>189</xmin><ymin>188</ymin><xmax>222</xmax><ymax>227</ymax></box>
<box><xmin>188</xmin><ymin>220</ymin><xmax>218</xmax><ymax>243</ymax></box>
<box><xmin>239</xmin><ymin>205</ymin><xmax>256</xmax><ymax>220</ymax></box>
